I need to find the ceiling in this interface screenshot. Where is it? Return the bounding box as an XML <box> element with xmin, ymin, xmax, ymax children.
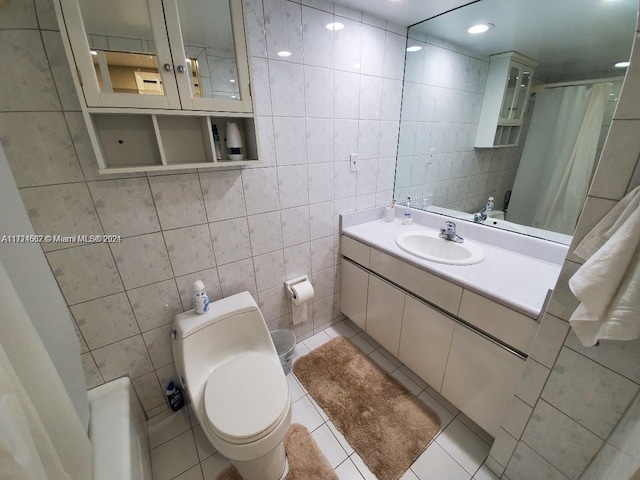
<box><xmin>337</xmin><ymin>0</ymin><xmax>637</xmax><ymax>81</ymax></box>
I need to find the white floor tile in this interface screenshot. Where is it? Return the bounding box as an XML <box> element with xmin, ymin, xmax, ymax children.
<box><xmin>303</xmin><ymin>331</ymin><xmax>332</xmax><ymax>351</ymax></box>
<box><xmin>324</xmin><ymin>320</ymin><xmax>358</xmax><ymax>338</ymax></box>
<box><xmin>287</xmin><ymin>372</ymin><xmax>306</xmax><ymax>401</ymax></box>
<box><xmin>311</xmin><ymin>424</ymin><xmax>349</xmax><ymax>468</ymax></box>
<box><xmin>343</xmin><ymin>318</ymin><xmax>363</xmax><ymax>333</ymax></box>
<box><xmin>200</xmin><ymin>452</ymin><xmax>231</xmax><ymax>480</ymax></box>
<box><xmin>350</xmin><ymin>452</ymin><xmax>378</xmax><ymax>480</ymax></box>
<box><xmin>335</xmin><ymin>458</ymin><xmax>365</xmax><ymax>479</ymax></box>
<box><xmin>151</xmin><ymin>430</ymin><xmax>200</xmax><ymax>480</ymax></box>
<box><xmin>327</xmin><ymin>420</ymin><xmax>355</xmax><ymax>456</ymax></box>
<box><xmin>368</xmin><ymin>350</ymin><xmax>398</xmax><ymax>373</ymax></box>
<box><xmin>378</xmin><ymin>347</ymin><xmax>402</xmax><ymax>367</ymax></box>
<box><xmin>292</xmin><ymin>341</ymin><xmax>310</xmax><ymax>363</ymax></box>
<box><xmin>391</xmin><ymin>369</ymin><xmax>424</xmax><ymax>396</ymax></box>
<box><xmin>411</xmin><ymin>442</ymin><xmax>471</xmax><ymax>480</ymax></box>
<box><xmin>400</xmin><ymin>468</ymin><xmax>420</xmax><ymax>480</ymax></box>
<box><xmin>291</xmin><ymin>395</ymin><xmax>325</xmax><ymax>432</ymax></box>
<box><xmin>148</xmin><ymin>407</ymin><xmax>191</xmax><ymax>448</ymax></box>
<box><xmin>175</xmin><ymin>465</ymin><xmax>204</xmax><ymax>480</ymax></box>
<box><xmin>349</xmin><ymin>333</ymin><xmax>376</xmax><ymax>355</ymax></box>
<box><xmin>458</xmin><ymin>413</ymin><xmax>494</xmax><ymax>446</ymax></box>
<box><xmin>418</xmin><ymin>391</ymin><xmax>455</xmax><ymax>435</ymax></box>
<box><xmin>308</xmin><ymin>394</ymin><xmax>330</xmax><ymax>421</ymax></box>
<box><xmin>426</xmin><ymin>387</ymin><xmax>460</xmax><ymax>415</ymax></box>
<box><xmin>358</xmin><ymin>331</ymin><xmax>381</xmax><ymax>349</ymax></box>
<box><xmin>473</xmin><ymin>465</ymin><xmax>500</xmax><ymax>480</ymax></box>
<box><xmin>192</xmin><ymin>424</ymin><xmax>216</xmax><ymax>461</ymax></box>
<box><xmin>436</xmin><ymin>419</ymin><xmax>490</xmax><ymax>475</ymax></box>
<box><xmin>399</xmin><ymin>365</ymin><xmax>429</xmax><ymax>391</ymax></box>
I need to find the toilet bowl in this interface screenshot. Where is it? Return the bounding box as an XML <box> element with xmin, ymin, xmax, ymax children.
<box><xmin>172</xmin><ymin>291</ymin><xmax>291</xmax><ymax>480</ymax></box>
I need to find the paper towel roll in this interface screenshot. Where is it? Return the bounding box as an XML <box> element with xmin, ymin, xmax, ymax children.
<box><xmin>290</xmin><ymin>280</ymin><xmax>314</xmax><ymax>325</ymax></box>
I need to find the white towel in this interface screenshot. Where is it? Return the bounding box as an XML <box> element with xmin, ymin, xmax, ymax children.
<box><xmin>568</xmin><ymin>186</ymin><xmax>640</xmax><ymax>346</ymax></box>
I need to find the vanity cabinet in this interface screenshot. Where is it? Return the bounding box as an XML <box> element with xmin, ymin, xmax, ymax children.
<box><xmin>340</xmin><ymin>235</ymin><xmax>533</xmax><ymax>437</ymax></box>
<box><xmin>475</xmin><ymin>52</ymin><xmax>538</xmax><ymax>148</ymax></box>
<box><xmin>55</xmin><ymin>0</ymin><xmax>258</xmax><ymax>173</ymax></box>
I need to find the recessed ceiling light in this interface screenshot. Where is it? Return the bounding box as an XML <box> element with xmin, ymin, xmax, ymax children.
<box><xmin>615</xmin><ymin>61</ymin><xmax>630</xmax><ymax>68</ymax></box>
<box><xmin>326</xmin><ymin>22</ymin><xmax>345</xmax><ymax>31</ymax></box>
<box><xmin>229</xmin><ymin>79</ymin><xmax>236</xmax><ymax>83</ymax></box>
<box><xmin>467</xmin><ymin>23</ymin><xmax>494</xmax><ymax>34</ymax></box>
<box><xmin>90</xmin><ymin>50</ymin><xmax>97</xmax><ymax>55</ymax></box>
<box><xmin>277</xmin><ymin>51</ymin><xmax>292</xmax><ymax>57</ymax></box>
<box><xmin>406</xmin><ymin>45</ymin><xmax>423</xmax><ymax>52</ymax></box>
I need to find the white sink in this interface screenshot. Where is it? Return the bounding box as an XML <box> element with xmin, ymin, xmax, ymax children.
<box><xmin>396</xmin><ymin>230</ymin><xmax>485</xmax><ymax>265</ymax></box>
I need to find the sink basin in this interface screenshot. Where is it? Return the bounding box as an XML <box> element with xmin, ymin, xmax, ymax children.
<box><xmin>396</xmin><ymin>230</ymin><xmax>485</xmax><ymax>265</ymax></box>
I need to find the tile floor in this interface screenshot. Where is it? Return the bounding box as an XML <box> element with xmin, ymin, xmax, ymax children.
<box><xmin>149</xmin><ymin>320</ymin><xmax>498</xmax><ymax>480</ymax></box>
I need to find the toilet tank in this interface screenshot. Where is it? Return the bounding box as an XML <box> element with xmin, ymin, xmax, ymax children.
<box><xmin>173</xmin><ymin>291</ymin><xmax>278</xmax><ymax>397</ymax></box>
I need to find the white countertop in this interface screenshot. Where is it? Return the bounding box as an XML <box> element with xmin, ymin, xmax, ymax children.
<box><xmin>342</xmin><ymin>217</ymin><xmax>564</xmax><ymax>319</ymax></box>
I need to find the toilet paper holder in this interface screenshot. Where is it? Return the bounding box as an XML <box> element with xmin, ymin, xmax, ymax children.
<box><xmin>284</xmin><ymin>275</ymin><xmax>309</xmax><ymax>300</ymax></box>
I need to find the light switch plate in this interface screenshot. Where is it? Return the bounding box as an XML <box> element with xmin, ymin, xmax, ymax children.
<box><xmin>350</xmin><ymin>153</ymin><xmax>359</xmax><ymax>172</ymax></box>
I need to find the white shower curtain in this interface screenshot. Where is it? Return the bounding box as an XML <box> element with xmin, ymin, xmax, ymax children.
<box><xmin>0</xmin><ymin>262</ymin><xmax>92</xmax><ymax>480</ymax></box>
<box><xmin>507</xmin><ymin>83</ymin><xmax>611</xmax><ymax>234</ymax></box>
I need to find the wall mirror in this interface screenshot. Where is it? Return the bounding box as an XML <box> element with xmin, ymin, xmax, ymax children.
<box><xmin>394</xmin><ymin>0</ymin><xmax>636</xmax><ymax>243</ymax></box>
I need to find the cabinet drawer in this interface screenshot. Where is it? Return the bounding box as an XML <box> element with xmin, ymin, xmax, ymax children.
<box><xmin>369</xmin><ymin>248</ymin><xmax>463</xmax><ymax>314</ymax></box>
<box><xmin>341</xmin><ymin>235</ymin><xmax>371</xmax><ymax>268</ymax></box>
<box><xmin>340</xmin><ymin>259</ymin><xmax>369</xmax><ymax>330</ymax></box>
<box><xmin>399</xmin><ymin>296</ymin><xmax>455</xmax><ymax>392</ymax></box>
<box><xmin>441</xmin><ymin>324</ymin><xmax>525</xmax><ymax>438</ymax></box>
<box><xmin>459</xmin><ymin>290</ymin><xmax>537</xmax><ymax>354</ymax></box>
<box><xmin>366</xmin><ymin>276</ymin><xmax>405</xmax><ymax>356</ymax></box>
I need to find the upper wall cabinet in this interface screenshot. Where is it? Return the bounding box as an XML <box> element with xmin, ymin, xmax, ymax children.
<box><xmin>59</xmin><ymin>0</ymin><xmax>252</xmax><ymax>113</ymax></box>
<box><xmin>475</xmin><ymin>52</ymin><xmax>538</xmax><ymax>148</ymax></box>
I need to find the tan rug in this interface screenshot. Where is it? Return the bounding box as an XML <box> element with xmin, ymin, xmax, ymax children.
<box><xmin>216</xmin><ymin>423</ymin><xmax>338</xmax><ymax>480</ymax></box>
<box><xmin>293</xmin><ymin>336</ymin><xmax>441</xmax><ymax>480</ymax></box>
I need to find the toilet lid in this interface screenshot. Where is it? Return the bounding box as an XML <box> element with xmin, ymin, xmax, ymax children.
<box><xmin>204</xmin><ymin>352</ymin><xmax>288</xmax><ymax>442</ymax></box>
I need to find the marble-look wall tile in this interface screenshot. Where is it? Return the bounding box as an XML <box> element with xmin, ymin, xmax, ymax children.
<box><xmin>278</xmin><ymin>164</ymin><xmax>309</xmax><ymax>208</ymax></box>
<box><xmin>132</xmin><ymin>371</ymin><xmax>165</xmax><ymax>412</ymax></box>
<box><xmin>127</xmin><ymin>280</ymin><xmax>183</xmax><ymax>332</ymax></box>
<box><xmin>309</xmin><ymin>201</ymin><xmax>335</xmax><ymax>240</ymax></box>
<box><xmin>143</xmin><ymin>324</ymin><xmax>174</xmax><ymax>369</ymax></box>
<box><xmin>149</xmin><ymin>174</ymin><xmax>207</xmax><ymax>230</ymax></box>
<box><xmin>241</xmin><ymin>167</ymin><xmax>280</xmax><ymax>214</ymax></box>
<box><xmin>269</xmin><ymin>60</ymin><xmax>305</xmax><ymax>116</ymax></box>
<box><xmin>217</xmin><ymin>258</ymin><xmax>258</xmax><ymax>296</ymax></box>
<box><xmin>89</xmin><ymin>178</ymin><xmax>160</xmax><ymax>237</ymax></box>
<box><xmin>164</xmin><ymin>225</ymin><xmax>216</xmax><ymax>277</ymax></box>
<box><xmin>489</xmin><ymin>428</ymin><xmax>517</xmax><ymax>468</ymax></box>
<box><xmin>302</xmin><ymin>6</ymin><xmax>334</xmax><ymax>69</ymax></box>
<box><xmin>306</xmin><ymin>118</ymin><xmax>335</xmax><ymax>164</ymax></box>
<box><xmin>209</xmin><ymin>217</ymin><xmax>252</xmax><ymax>265</ymax></box>
<box><xmin>244</xmin><ymin>0</ymin><xmax>268</xmax><ymax>58</ymax></box>
<box><xmin>515</xmin><ymin>359</ymin><xmax>550</xmax><ymax>407</ymax></box>
<box><xmin>253</xmin><ymin>250</ymin><xmax>285</xmax><ymax>292</ymax></box>
<box><xmin>0</xmin><ymin>30</ymin><xmax>60</xmax><ymax>111</ymax></box>
<box><xmin>280</xmin><ymin>205</ymin><xmax>311</xmax><ymax>247</ymax></box>
<box><xmin>273</xmin><ymin>117</ymin><xmax>308</xmax><ymax>165</ymax></box>
<box><xmin>310</xmin><ymin>235</ymin><xmax>336</xmax><ymax>272</ymax></box>
<box><xmin>529</xmin><ymin>313</ymin><xmax>571</xmax><ymax>368</ymax></box>
<box><xmin>305</xmin><ymin>65</ymin><xmax>335</xmax><ymax>118</ymax></box>
<box><xmin>258</xmin><ymin>285</ymin><xmax>290</xmax><ymax>322</ymax></box>
<box><xmin>522</xmin><ymin>400</ymin><xmax>603</xmax><ymax>479</ymax></box>
<box><xmin>284</xmin><ymin>243</ymin><xmax>312</xmax><ymax>278</ymax></box>
<box><xmin>110</xmin><ymin>233</ymin><xmax>173</xmax><ymax>289</ymax></box>
<box><xmin>47</xmin><ymin>243</ymin><xmax>123</xmax><ymax>305</ymax></box>
<box><xmin>541</xmin><ymin>348</ymin><xmax>639</xmax><ymax>439</ymax></box>
<box><xmin>308</xmin><ymin>162</ymin><xmax>335</xmax><ymax>203</ymax></box>
<box><xmin>505</xmin><ymin>442</ymin><xmax>570</xmax><ymax>480</ymax></box>
<box><xmin>199</xmin><ymin>170</ymin><xmax>247</xmax><ymax>221</ymax></box>
<box><xmin>81</xmin><ymin>353</ymin><xmax>104</xmax><ymax>389</ymax></box>
<box><xmin>503</xmin><ymin>396</ymin><xmax>533</xmax><ymax>439</ymax></box>
<box><xmin>248</xmin><ymin>211</ymin><xmax>284</xmax><ymax>255</ymax></box>
<box><xmin>333</xmin><ymin>17</ymin><xmax>361</xmax><ymax>74</ymax></box>
<box><xmin>20</xmin><ymin>183</ymin><xmax>103</xmax><ymax>252</ymax></box>
<box><xmin>71</xmin><ymin>293</ymin><xmax>139</xmax><ymax>350</ymax></box>
<box><xmin>41</xmin><ymin>30</ymin><xmax>81</xmax><ymax>111</ymax></box>
<box><xmin>0</xmin><ymin>112</ymin><xmax>83</xmax><ymax>187</ymax></box>
<box><xmin>92</xmin><ymin>335</ymin><xmax>154</xmax><ymax>381</ymax></box>
<box><xmin>263</xmin><ymin>0</ymin><xmax>303</xmax><ymax>63</ymax></box>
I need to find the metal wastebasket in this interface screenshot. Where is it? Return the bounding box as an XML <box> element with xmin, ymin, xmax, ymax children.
<box><xmin>270</xmin><ymin>329</ymin><xmax>296</xmax><ymax>374</ymax></box>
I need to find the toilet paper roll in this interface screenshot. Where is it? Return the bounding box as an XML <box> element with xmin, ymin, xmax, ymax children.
<box><xmin>290</xmin><ymin>280</ymin><xmax>314</xmax><ymax>305</ymax></box>
<box><xmin>290</xmin><ymin>280</ymin><xmax>314</xmax><ymax>325</ymax></box>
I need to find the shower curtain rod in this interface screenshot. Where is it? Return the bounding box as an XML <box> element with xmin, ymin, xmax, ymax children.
<box><xmin>542</xmin><ymin>76</ymin><xmax>624</xmax><ymax>89</ymax></box>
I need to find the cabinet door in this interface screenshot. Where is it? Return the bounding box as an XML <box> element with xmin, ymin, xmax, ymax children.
<box><xmin>340</xmin><ymin>259</ymin><xmax>369</xmax><ymax>330</ymax></box>
<box><xmin>398</xmin><ymin>296</ymin><xmax>455</xmax><ymax>392</ymax></box>
<box><xmin>366</xmin><ymin>276</ymin><xmax>405</xmax><ymax>356</ymax></box>
<box><xmin>60</xmin><ymin>0</ymin><xmax>181</xmax><ymax>109</ymax></box>
<box><xmin>441</xmin><ymin>324</ymin><xmax>524</xmax><ymax>438</ymax></box>
<box><xmin>163</xmin><ymin>0</ymin><xmax>252</xmax><ymax>112</ymax></box>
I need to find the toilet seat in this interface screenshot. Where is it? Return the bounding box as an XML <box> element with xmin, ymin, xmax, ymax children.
<box><xmin>203</xmin><ymin>352</ymin><xmax>288</xmax><ymax>444</ymax></box>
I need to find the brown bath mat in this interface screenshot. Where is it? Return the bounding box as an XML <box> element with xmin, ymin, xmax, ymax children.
<box><xmin>293</xmin><ymin>336</ymin><xmax>441</xmax><ymax>480</ymax></box>
<box><xmin>216</xmin><ymin>423</ymin><xmax>338</xmax><ymax>480</ymax></box>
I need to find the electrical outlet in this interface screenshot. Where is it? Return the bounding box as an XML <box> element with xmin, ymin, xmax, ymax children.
<box><xmin>350</xmin><ymin>153</ymin><xmax>359</xmax><ymax>172</ymax></box>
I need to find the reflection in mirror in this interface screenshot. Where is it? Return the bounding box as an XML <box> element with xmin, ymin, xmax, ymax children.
<box><xmin>394</xmin><ymin>0</ymin><xmax>636</xmax><ymax>243</ymax></box>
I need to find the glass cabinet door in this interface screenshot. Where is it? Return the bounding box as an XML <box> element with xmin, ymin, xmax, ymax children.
<box><xmin>500</xmin><ymin>66</ymin><xmax>519</xmax><ymax>121</ymax></box>
<box><xmin>163</xmin><ymin>0</ymin><xmax>252</xmax><ymax>112</ymax></box>
<box><xmin>512</xmin><ymin>69</ymin><xmax>532</xmax><ymax>121</ymax></box>
<box><xmin>61</xmin><ymin>0</ymin><xmax>181</xmax><ymax>109</ymax></box>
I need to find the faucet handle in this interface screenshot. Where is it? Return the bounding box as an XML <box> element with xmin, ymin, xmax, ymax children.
<box><xmin>445</xmin><ymin>221</ymin><xmax>456</xmax><ymax>230</ymax></box>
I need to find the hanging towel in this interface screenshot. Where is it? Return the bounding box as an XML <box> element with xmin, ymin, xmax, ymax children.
<box><xmin>568</xmin><ymin>185</ymin><xmax>640</xmax><ymax>346</ymax></box>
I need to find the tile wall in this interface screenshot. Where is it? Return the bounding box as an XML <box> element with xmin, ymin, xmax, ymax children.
<box><xmin>485</xmin><ymin>19</ymin><xmax>640</xmax><ymax>480</ymax></box>
<box><xmin>0</xmin><ymin>0</ymin><xmax>406</xmax><ymax>416</ymax></box>
<box><xmin>394</xmin><ymin>31</ymin><xmax>522</xmax><ymax>213</ymax></box>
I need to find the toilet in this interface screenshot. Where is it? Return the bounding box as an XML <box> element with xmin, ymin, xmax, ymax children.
<box><xmin>172</xmin><ymin>291</ymin><xmax>291</xmax><ymax>480</ymax></box>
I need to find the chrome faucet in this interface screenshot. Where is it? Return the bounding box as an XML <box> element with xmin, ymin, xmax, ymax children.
<box><xmin>439</xmin><ymin>221</ymin><xmax>464</xmax><ymax>243</ymax></box>
<box><xmin>473</xmin><ymin>207</ymin><xmax>487</xmax><ymax>223</ymax></box>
